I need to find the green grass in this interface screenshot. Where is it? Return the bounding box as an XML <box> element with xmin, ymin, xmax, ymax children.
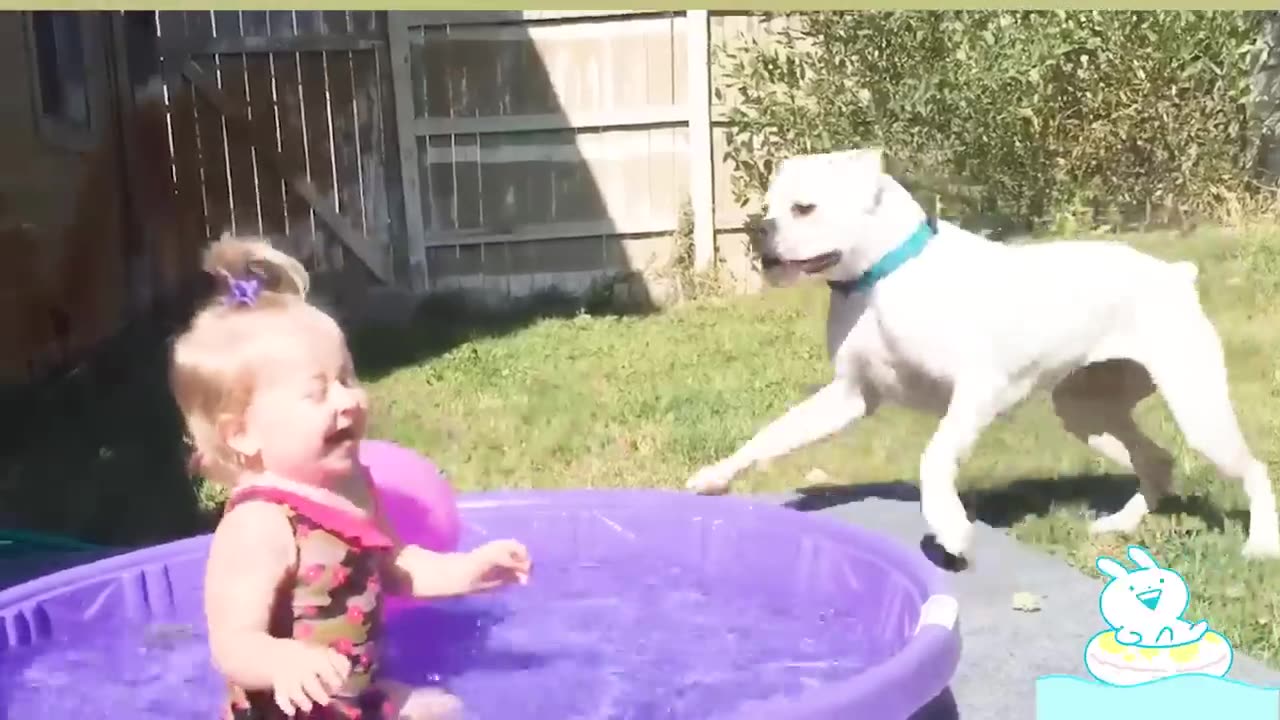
<box><xmin>4</xmin><ymin>223</ymin><xmax>1280</xmax><ymax>667</ymax></box>
<box><xmin>360</xmin><ymin>225</ymin><xmax>1280</xmax><ymax>667</ymax></box>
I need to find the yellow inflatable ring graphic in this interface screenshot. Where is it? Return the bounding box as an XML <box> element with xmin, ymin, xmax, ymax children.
<box><xmin>1084</xmin><ymin>629</ymin><xmax>1233</xmax><ymax>687</ymax></box>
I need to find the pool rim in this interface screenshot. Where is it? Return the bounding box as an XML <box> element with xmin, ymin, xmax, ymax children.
<box><xmin>0</xmin><ymin>489</ymin><xmax>961</xmax><ymax>719</ymax></box>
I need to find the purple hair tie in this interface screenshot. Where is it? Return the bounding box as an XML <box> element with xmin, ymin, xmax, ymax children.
<box><xmin>219</xmin><ymin>269</ymin><xmax>263</xmax><ymax>307</ymax></box>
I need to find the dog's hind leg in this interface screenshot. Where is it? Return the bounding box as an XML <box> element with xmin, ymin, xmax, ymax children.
<box><xmin>1052</xmin><ymin>360</ymin><xmax>1174</xmax><ymax>535</ymax></box>
<box><xmin>1137</xmin><ymin>311</ymin><xmax>1280</xmax><ymax>559</ymax></box>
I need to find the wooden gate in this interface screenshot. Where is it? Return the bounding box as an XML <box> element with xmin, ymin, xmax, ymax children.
<box><xmin>154</xmin><ymin>11</ymin><xmax>403</xmax><ymax>289</ymax></box>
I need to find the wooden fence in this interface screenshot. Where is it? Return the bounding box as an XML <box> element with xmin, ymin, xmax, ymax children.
<box><xmin>384</xmin><ymin>10</ymin><xmax>783</xmax><ymax>301</ymax></box>
<box><xmin>148</xmin><ymin>11</ymin><xmax>779</xmax><ymax>306</ymax></box>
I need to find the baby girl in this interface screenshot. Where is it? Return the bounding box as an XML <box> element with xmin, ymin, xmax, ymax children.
<box><xmin>171</xmin><ymin>234</ymin><xmax>531</xmax><ymax>719</ymax></box>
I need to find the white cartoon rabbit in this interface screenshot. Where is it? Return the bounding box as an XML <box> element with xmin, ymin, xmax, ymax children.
<box><xmin>1096</xmin><ymin>545</ymin><xmax>1209</xmax><ymax>647</ymax></box>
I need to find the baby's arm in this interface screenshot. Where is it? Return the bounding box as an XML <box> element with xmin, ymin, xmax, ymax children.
<box><xmin>388</xmin><ymin>544</ymin><xmax>494</xmax><ymax>599</ymax></box>
<box><xmin>367</xmin><ymin>490</ymin><xmax>527</xmax><ymax>599</ymax></box>
<box><xmin>204</xmin><ymin>500</ymin><xmax>299</xmax><ymax>689</ymax></box>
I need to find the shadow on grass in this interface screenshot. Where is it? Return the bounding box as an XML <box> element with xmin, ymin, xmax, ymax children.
<box><xmin>0</xmin><ymin>312</ymin><xmax>213</xmax><ymax>547</ymax></box>
<box><xmin>0</xmin><ymin>281</ymin><xmax>663</xmax><ymax>547</ymax></box>
<box><xmin>347</xmin><ymin>286</ymin><xmax>659</xmax><ymax>383</ymax></box>
<box><xmin>784</xmin><ymin>473</ymin><xmax>1249</xmax><ymax>534</ymax></box>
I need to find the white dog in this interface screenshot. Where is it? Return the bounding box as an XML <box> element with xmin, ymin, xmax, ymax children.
<box><xmin>687</xmin><ymin>148</ymin><xmax>1280</xmax><ymax>562</ymax></box>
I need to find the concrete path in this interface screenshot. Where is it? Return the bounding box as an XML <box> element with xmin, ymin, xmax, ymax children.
<box><xmin>778</xmin><ymin>485</ymin><xmax>1280</xmax><ymax>719</ymax></box>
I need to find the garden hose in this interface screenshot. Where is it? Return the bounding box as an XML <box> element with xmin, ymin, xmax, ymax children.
<box><xmin>0</xmin><ymin>528</ymin><xmax>104</xmax><ymax>554</ymax></box>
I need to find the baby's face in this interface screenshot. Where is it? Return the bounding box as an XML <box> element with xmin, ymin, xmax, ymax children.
<box><xmin>238</xmin><ymin>309</ymin><xmax>368</xmax><ymax>486</ymax></box>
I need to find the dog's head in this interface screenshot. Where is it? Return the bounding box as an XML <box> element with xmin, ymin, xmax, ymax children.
<box><xmin>756</xmin><ymin>148</ymin><xmax>919</xmax><ymax>287</ymax></box>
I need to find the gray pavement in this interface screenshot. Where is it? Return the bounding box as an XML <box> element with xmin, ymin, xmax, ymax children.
<box><xmin>775</xmin><ymin>486</ymin><xmax>1280</xmax><ymax>718</ymax></box>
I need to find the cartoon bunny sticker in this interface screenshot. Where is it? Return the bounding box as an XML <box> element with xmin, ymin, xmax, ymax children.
<box><xmin>1095</xmin><ymin>545</ymin><xmax>1208</xmax><ymax>647</ymax></box>
<box><xmin>1082</xmin><ymin>544</ymin><xmax>1234</xmax><ymax>687</ymax></box>
<box><xmin>1038</xmin><ymin>545</ymin><xmax>1270</xmax><ymax>717</ymax></box>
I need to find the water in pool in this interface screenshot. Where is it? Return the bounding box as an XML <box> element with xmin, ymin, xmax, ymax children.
<box><xmin>0</xmin><ymin>561</ymin><xmax>896</xmax><ymax>719</ymax></box>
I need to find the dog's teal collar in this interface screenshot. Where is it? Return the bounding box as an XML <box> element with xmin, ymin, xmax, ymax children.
<box><xmin>828</xmin><ymin>217</ymin><xmax>937</xmax><ymax>296</ymax></box>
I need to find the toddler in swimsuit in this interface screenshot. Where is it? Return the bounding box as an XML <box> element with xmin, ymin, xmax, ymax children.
<box><xmin>171</xmin><ymin>234</ymin><xmax>532</xmax><ymax>719</ymax></box>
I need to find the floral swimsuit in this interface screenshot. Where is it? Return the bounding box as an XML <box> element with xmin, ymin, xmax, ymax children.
<box><xmin>219</xmin><ymin>484</ymin><xmax>398</xmax><ymax>720</ymax></box>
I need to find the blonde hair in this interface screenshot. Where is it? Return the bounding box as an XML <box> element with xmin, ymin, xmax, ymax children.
<box><xmin>170</xmin><ymin>232</ymin><xmax>320</xmax><ymax>486</ymax></box>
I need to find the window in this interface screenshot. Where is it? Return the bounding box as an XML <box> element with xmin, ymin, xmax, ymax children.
<box><xmin>26</xmin><ymin>11</ymin><xmax>93</xmax><ymax>147</ymax></box>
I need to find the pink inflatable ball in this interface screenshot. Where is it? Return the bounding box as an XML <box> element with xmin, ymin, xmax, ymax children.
<box><xmin>358</xmin><ymin>439</ymin><xmax>461</xmax><ymax>554</ymax></box>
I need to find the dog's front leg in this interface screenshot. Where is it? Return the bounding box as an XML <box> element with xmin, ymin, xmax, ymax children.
<box><xmin>919</xmin><ymin>382</ymin><xmax>1006</xmax><ymax>559</ymax></box>
<box><xmin>686</xmin><ymin>379</ymin><xmax>869</xmax><ymax>495</ymax></box>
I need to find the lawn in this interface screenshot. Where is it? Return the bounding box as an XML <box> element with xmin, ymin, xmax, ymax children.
<box><xmin>358</xmin><ymin>224</ymin><xmax>1280</xmax><ymax>667</ymax></box>
<box><xmin>4</xmin><ymin>223</ymin><xmax>1279</xmax><ymax>667</ymax></box>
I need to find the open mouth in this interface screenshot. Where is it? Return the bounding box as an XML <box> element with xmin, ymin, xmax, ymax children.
<box><xmin>1136</xmin><ymin>589</ymin><xmax>1162</xmax><ymax>610</ymax></box>
<box><xmin>760</xmin><ymin>250</ymin><xmax>842</xmax><ymax>275</ymax></box>
<box><xmin>325</xmin><ymin>427</ymin><xmax>357</xmax><ymax>447</ymax></box>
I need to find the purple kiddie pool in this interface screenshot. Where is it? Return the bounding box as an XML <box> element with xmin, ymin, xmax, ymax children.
<box><xmin>0</xmin><ymin>490</ymin><xmax>960</xmax><ymax>720</ymax></box>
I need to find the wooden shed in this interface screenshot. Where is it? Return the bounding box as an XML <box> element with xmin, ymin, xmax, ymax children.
<box><xmin>0</xmin><ymin>11</ymin><xmax>168</xmax><ymax>382</ymax></box>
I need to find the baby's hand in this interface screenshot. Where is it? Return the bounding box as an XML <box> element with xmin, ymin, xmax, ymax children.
<box><xmin>466</xmin><ymin>539</ymin><xmax>532</xmax><ymax>592</ymax></box>
<box><xmin>270</xmin><ymin>640</ymin><xmax>351</xmax><ymax>715</ymax></box>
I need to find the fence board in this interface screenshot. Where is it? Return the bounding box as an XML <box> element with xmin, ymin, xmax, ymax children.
<box><xmin>322</xmin><ymin>11</ymin><xmax>365</xmax><ymax>238</ymax></box>
<box><xmin>213</xmin><ymin>11</ymin><xmax>260</xmax><ymax>236</ymax></box>
<box><xmin>240</xmin><ymin>11</ymin><xmax>286</xmax><ymax>239</ymax></box>
<box><xmin>265</xmin><ymin>11</ymin><xmax>312</xmax><ymax>249</ymax></box>
<box><xmin>401</xmin><ymin>11</ymin><xmax>648</xmax><ymax>28</ymax></box>
<box><xmin>453</xmin><ymin>135</ymin><xmax>482</xmax><ymax>230</ymax></box>
<box><xmin>295</xmin><ymin>12</ymin><xmax>339</xmax><ymax>269</ymax></box>
<box><xmin>644</xmin><ymin>16</ymin><xmax>675</xmax><ymax>108</ymax></box>
<box><xmin>157</xmin><ymin>12</ymin><xmax>207</xmax><ymax>248</ymax></box>
<box><xmin>351</xmin><ymin>12</ymin><xmax>384</xmax><ymax>253</ymax></box>
<box><xmin>421</xmin><ymin>136</ymin><xmax>452</xmax><ymax>233</ymax></box>
<box><xmin>368</xmin><ymin>11</ymin><xmax>409</xmax><ymax>284</ymax></box>
<box><xmin>415</xmin><ymin>107</ymin><xmax>686</xmax><ymax>136</ymax></box>
<box><xmin>387</xmin><ymin>15</ymin><xmax>428</xmax><ymax>287</ymax></box>
<box><xmin>687</xmin><ymin>10</ymin><xmax>713</xmax><ymax>269</ymax></box>
<box><xmin>159</xmin><ymin>32</ymin><xmax>383</xmax><ymax>56</ymax></box>
<box><xmin>186</xmin><ymin>12</ymin><xmax>234</xmax><ymax>239</ymax></box>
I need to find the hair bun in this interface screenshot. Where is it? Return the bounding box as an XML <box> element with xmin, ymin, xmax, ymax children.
<box><xmin>202</xmin><ymin>232</ymin><xmax>310</xmax><ymax>300</ymax></box>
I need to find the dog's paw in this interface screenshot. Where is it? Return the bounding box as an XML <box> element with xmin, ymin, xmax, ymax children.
<box><xmin>1242</xmin><ymin>534</ymin><xmax>1280</xmax><ymax>560</ymax></box>
<box><xmin>922</xmin><ymin>499</ymin><xmax>974</xmax><ymax>560</ymax></box>
<box><xmin>921</xmin><ymin>534</ymin><xmax>970</xmax><ymax>572</ymax></box>
<box><xmin>930</xmin><ymin>518</ymin><xmax>974</xmax><ymax>561</ymax></box>
<box><xmin>686</xmin><ymin>462</ymin><xmax>736</xmax><ymax>495</ymax></box>
<box><xmin>1088</xmin><ymin>512</ymin><xmax>1143</xmax><ymax>536</ymax></box>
